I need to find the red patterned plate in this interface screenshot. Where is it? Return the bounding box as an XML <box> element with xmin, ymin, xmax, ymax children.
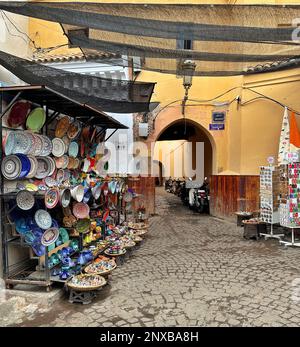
<box><xmin>73</xmin><ymin>202</ymin><xmax>90</xmax><ymax>219</ymax></box>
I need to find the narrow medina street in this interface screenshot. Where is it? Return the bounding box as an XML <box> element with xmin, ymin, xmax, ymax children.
<box><xmin>3</xmin><ymin>187</ymin><xmax>300</xmax><ymax>327</ymax></box>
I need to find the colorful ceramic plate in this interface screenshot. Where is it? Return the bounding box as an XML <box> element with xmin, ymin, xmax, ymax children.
<box><xmin>40</xmin><ymin>135</ymin><xmax>53</xmax><ymax>156</ymax></box>
<box><xmin>68</xmin><ymin>142</ymin><xmax>79</xmax><ymax>158</ymax></box>
<box><xmin>4</xmin><ymin>131</ymin><xmax>16</xmax><ymax>155</ymax></box>
<box><xmin>60</xmin><ymin>188</ymin><xmax>71</xmax><ymax>208</ymax></box>
<box><xmin>45</xmin><ymin>177</ymin><xmax>57</xmax><ymax>187</ymax></box>
<box><xmin>41</xmin><ymin>227</ymin><xmax>59</xmax><ymax>247</ymax></box>
<box><xmin>16</xmin><ymin>190</ymin><xmax>35</xmax><ymax>210</ymax></box>
<box><xmin>52</xmin><ymin>138</ymin><xmax>65</xmax><ymax>157</ymax></box>
<box><xmin>56</xmin><ymin>169</ymin><xmax>65</xmax><ymax>183</ymax></box>
<box><xmin>35</xmin><ymin>156</ymin><xmax>51</xmax><ymax>179</ymax></box>
<box><xmin>75</xmin><ymin>218</ymin><xmax>90</xmax><ymax>233</ymax></box>
<box><xmin>48</xmin><ymin>157</ymin><xmax>56</xmax><ymax>176</ymax></box>
<box><xmin>62</xmin><ymin>135</ymin><xmax>70</xmax><ymax>153</ymax></box>
<box><xmin>24</xmin><ymin>131</ymin><xmax>37</xmax><ymax>155</ymax></box>
<box><xmin>45</xmin><ymin>188</ymin><xmax>59</xmax><ymax>209</ymax></box>
<box><xmin>67</xmin><ymin>121</ymin><xmax>81</xmax><ymax>139</ymax></box>
<box><xmin>32</xmin><ymin>134</ymin><xmax>43</xmax><ymax>156</ymax></box>
<box><xmin>26</xmin><ymin>107</ymin><xmax>46</xmax><ymax>132</ymax></box>
<box><xmin>1</xmin><ymin>155</ymin><xmax>22</xmax><ymax>180</ymax></box>
<box><xmin>59</xmin><ymin>227</ymin><xmax>69</xmax><ymax>243</ymax></box>
<box><xmin>61</xmin><ymin>155</ymin><xmax>69</xmax><ymax>170</ymax></box>
<box><xmin>55</xmin><ymin>116</ymin><xmax>70</xmax><ymax>138</ymax></box>
<box><xmin>13</xmin><ymin>132</ymin><xmax>32</xmax><ymax>154</ymax></box>
<box><xmin>34</xmin><ymin>209</ymin><xmax>52</xmax><ymax>230</ymax></box>
<box><xmin>25</xmin><ymin>183</ymin><xmax>38</xmax><ymax>192</ymax></box>
<box><xmin>7</xmin><ymin>100</ymin><xmax>31</xmax><ymax>128</ymax></box>
<box><xmin>71</xmin><ymin>185</ymin><xmax>84</xmax><ymax>202</ymax></box>
<box><xmin>15</xmin><ymin>153</ymin><xmax>31</xmax><ymax>178</ymax></box>
<box><xmin>73</xmin><ymin>202</ymin><xmax>90</xmax><ymax>219</ymax></box>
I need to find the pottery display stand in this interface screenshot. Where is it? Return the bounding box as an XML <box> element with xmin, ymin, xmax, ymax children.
<box><xmin>68</xmin><ymin>289</ymin><xmax>97</xmax><ymax>304</ymax></box>
<box><xmin>235</xmin><ymin>212</ymin><xmax>253</xmax><ymax>227</ymax></box>
<box><xmin>279</xmin><ymin>226</ymin><xmax>300</xmax><ymax>248</ymax></box>
<box><xmin>260</xmin><ymin>223</ymin><xmax>284</xmax><ymax>241</ymax></box>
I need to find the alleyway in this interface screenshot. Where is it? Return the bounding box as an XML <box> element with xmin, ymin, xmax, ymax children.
<box><xmin>4</xmin><ymin>187</ymin><xmax>300</xmax><ymax>327</ymax></box>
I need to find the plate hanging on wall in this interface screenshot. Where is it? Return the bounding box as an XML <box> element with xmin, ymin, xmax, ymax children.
<box><xmin>26</xmin><ymin>107</ymin><xmax>46</xmax><ymax>132</ymax></box>
<box><xmin>7</xmin><ymin>100</ymin><xmax>31</xmax><ymax>128</ymax></box>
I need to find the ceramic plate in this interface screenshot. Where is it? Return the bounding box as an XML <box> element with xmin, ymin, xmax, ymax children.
<box><xmin>16</xmin><ymin>190</ymin><xmax>35</xmax><ymax>210</ymax></box>
<box><xmin>59</xmin><ymin>227</ymin><xmax>69</xmax><ymax>243</ymax></box>
<box><xmin>1</xmin><ymin>155</ymin><xmax>22</xmax><ymax>180</ymax></box>
<box><xmin>67</xmin><ymin>121</ymin><xmax>81</xmax><ymax>139</ymax></box>
<box><xmin>45</xmin><ymin>188</ymin><xmax>59</xmax><ymax>209</ymax></box>
<box><xmin>48</xmin><ymin>157</ymin><xmax>56</xmax><ymax>176</ymax></box>
<box><xmin>26</xmin><ymin>107</ymin><xmax>46</xmax><ymax>132</ymax></box>
<box><xmin>73</xmin><ymin>202</ymin><xmax>90</xmax><ymax>219</ymax></box>
<box><xmin>35</xmin><ymin>157</ymin><xmax>51</xmax><ymax>179</ymax></box>
<box><xmin>75</xmin><ymin>218</ymin><xmax>90</xmax><ymax>233</ymax></box>
<box><xmin>34</xmin><ymin>209</ymin><xmax>52</xmax><ymax>230</ymax></box>
<box><xmin>24</xmin><ymin>131</ymin><xmax>37</xmax><ymax>155</ymax></box>
<box><xmin>56</xmin><ymin>169</ymin><xmax>65</xmax><ymax>183</ymax></box>
<box><xmin>52</xmin><ymin>138</ymin><xmax>65</xmax><ymax>157</ymax></box>
<box><xmin>32</xmin><ymin>134</ymin><xmax>43</xmax><ymax>156</ymax></box>
<box><xmin>40</xmin><ymin>135</ymin><xmax>53</xmax><ymax>156</ymax></box>
<box><xmin>15</xmin><ymin>154</ymin><xmax>31</xmax><ymax>178</ymax></box>
<box><xmin>61</xmin><ymin>155</ymin><xmax>69</xmax><ymax>170</ymax></box>
<box><xmin>4</xmin><ymin>131</ymin><xmax>16</xmax><ymax>156</ymax></box>
<box><xmin>60</xmin><ymin>188</ymin><xmax>71</xmax><ymax>208</ymax></box>
<box><xmin>55</xmin><ymin>116</ymin><xmax>70</xmax><ymax>138</ymax></box>
<box><xmin>13</xmin><ymin>132</ymin><xmax>32</xmax><ymax>154</ymax></box>
<box><xmin>45</xmin><ymin>177</ymin><xmax>57</xmax><ymax>187</ymax></box>
<box><xmin>25</xmin><ymin>183</ymin><xmax>38</xmax><ymax>192</ymax></box>
<box><xmin>62</xmin><ymin>135</ymin><xmax>70</xmax><ymax>153</ymax></box>
<box><xmin>7</xmin><ymin>100</ymin><xmax>31</xmax><ymax>128</ymax></box>
<box><xmin>25</xmin><ymin>155</ymin><xmax>38</xmax><ymax>179</ymax></box>
<box><xmin>68</xmin><ymin>142</ymin><xmax>79</xmax><ymax>158</ymax></box>
<box><xmin>71</xmin><ymin>185</ymin><xmax>84</xmax><ymax>202</ymax></box>
<box><xmin>55</xmin><ymin>156</ymin><xmax>65</xmax><ymax>169</ymax></box>
<box><xmin>41</xmin><ymin>227</ymin><xmax>59</xmax><ymax>246</ymax></box>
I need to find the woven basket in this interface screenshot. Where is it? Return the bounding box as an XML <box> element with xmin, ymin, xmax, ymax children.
<box><xmin>66</xmin><ymin>274</ymin><xmax>106</xmax><ymax>291</ymax></box>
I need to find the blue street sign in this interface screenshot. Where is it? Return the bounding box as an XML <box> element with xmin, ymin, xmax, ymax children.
<box><xmin>209</xmin><ymin>123</ymin><xmax>225</xmax><ymax>130</ymax></box>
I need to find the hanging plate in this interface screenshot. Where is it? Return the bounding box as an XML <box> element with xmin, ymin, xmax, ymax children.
<box><xmin>26</xmin><ymin>107</ymin><xmax>46</xmax><ymax>132</ymax></box>
<box><xmin>7</xmin><ymin>100</ymin><xmax>31</xmax><ymax>128</ymax></box>
<box><xmin>55</xmin><ymin>116</ymin><xmax>70</xmax><ymax>138</ymax></box>
<box><xmin>52</xmin><ymin>137</ymin><xmax>65</xmax><ymax>157</ymax></box>
<box><xmin>68</xmin><ymin>141</ymin><xmax>79</xmax><ymax>158</ymax></box>
<box><xmin>34</xmin><ymin>209</ymin><xmax>52</xmax><ymax>230</ymax></box>
<box><xmin>16</xmin><ymin>190</ymin><xmax>35</xmax><ymax>210</ymax></box>
<box><xmin>41</xmin><ymin>227</ymin><xmax>59</xmax><ymax>247</ymax></box>
<box><xmin>45</xmin><ymin>188</ymin><xmax>59</xmax><ymax>209</ymax></box>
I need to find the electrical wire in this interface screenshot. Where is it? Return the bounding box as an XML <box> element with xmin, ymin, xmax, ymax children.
<box><xmin>1</xmin><ymin>11</ymin><xmax>39</xmax><ymax>50</ymax></box>
<box><xmin>1</xmin><ymin>12</ymin><xmax>28</xmax><ymax>45</ymax></box>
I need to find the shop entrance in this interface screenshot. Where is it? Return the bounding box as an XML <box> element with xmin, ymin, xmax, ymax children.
<box><xmin>153</xmin><ymin>119</ymin><xmax>213</xmax><ymax>183</ymax></box>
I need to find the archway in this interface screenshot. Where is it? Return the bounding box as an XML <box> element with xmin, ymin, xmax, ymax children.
<box><xmin>153</xmin><ymin>119</ymin><xmax>214</xmax><ymax>181</ymax></box>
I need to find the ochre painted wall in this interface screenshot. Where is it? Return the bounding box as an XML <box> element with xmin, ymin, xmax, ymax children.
<box><xmin>26</xmin><ymin>0</ymin><xmax>300</xmax><ymax>177</ymax></box>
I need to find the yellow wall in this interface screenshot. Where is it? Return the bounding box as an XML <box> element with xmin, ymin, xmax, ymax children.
<box><xmin>26</xmin><ymin>0</ymin><xmax>300</xmax><ymax>176</ymax></box>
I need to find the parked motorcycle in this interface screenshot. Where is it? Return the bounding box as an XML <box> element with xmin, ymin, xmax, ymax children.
<box><xmin>195</xmin><ymin>178</ymin><xmax>210</xmax><ymax>213</ymax></box>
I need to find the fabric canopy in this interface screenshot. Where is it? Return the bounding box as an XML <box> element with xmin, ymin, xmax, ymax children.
<box><xmin>0</xmin><ymin>51</ymin><xmax>155</xmax><ymax>113</ymax></box>
<box><xmin>1</xmin><ymin>2</ymin><xmax>300</xmax><ymax>75</ymax></box>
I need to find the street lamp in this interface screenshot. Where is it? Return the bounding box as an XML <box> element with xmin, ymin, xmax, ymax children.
<box><xmin>181</xmin><ymin>60</ymin><xmax>196</xmax><ymax>116</ymax></box>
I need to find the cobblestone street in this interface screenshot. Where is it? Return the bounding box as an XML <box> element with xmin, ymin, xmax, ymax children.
<box><xmin>4</xmin><ymin>187</ymin><xmax>300</xmax><ymax>327</ymax></box>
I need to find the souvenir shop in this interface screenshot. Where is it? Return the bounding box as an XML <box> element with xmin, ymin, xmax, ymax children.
<box><xmin>243</xmin><ymin>110</ymin><xmax>300</xmax><ymax>248</ymax></box>
<box><xmin>0</xmin><ymin>85</ymin><xmax>149</xmax><ymax>301</ymax></box>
